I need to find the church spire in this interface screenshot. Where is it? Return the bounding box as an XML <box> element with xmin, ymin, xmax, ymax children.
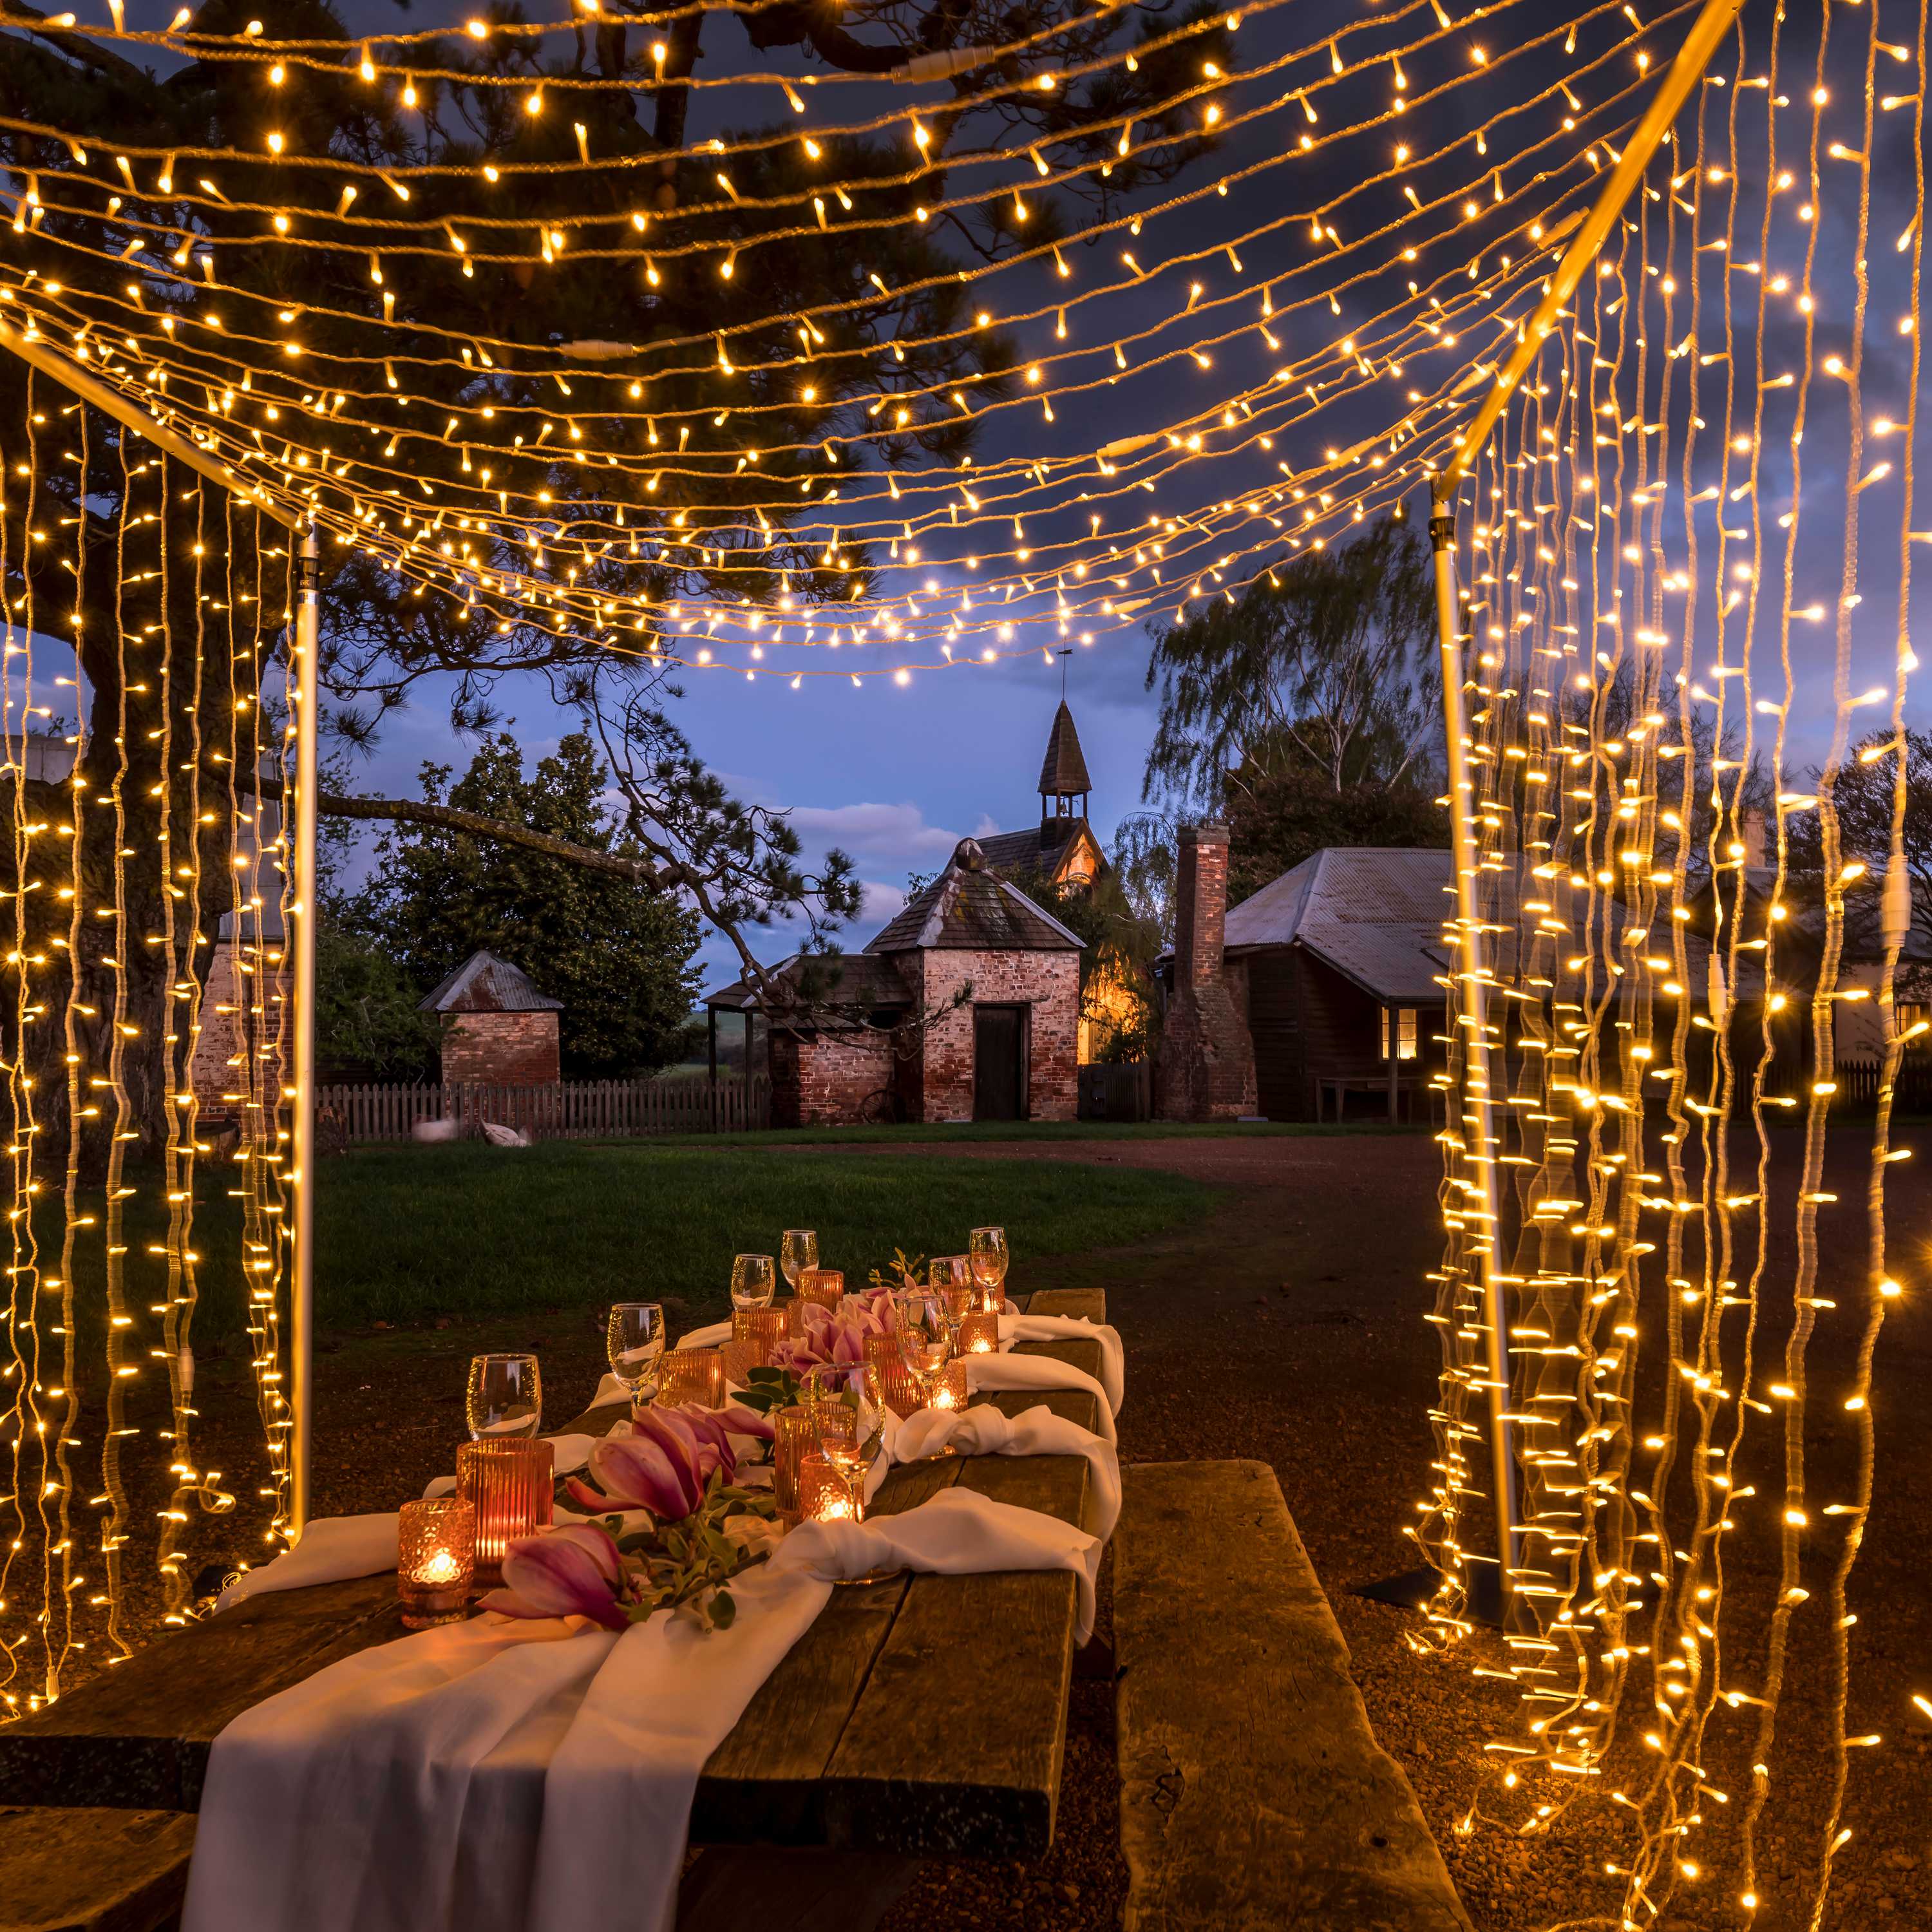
<box><xmin>1037</xmin><ymin>699</ymin><xmax>1092</xmax><ymax>823</ymax></box>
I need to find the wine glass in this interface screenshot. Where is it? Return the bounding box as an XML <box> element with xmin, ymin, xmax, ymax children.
<box><xmin>968</xmin><ymin>1226</ymin><xmax>1009</xmax><ymax>1311</ymax></box>
<box><xmin>730</xmin><ymin>1253</ymin><xmax>777</xmax><ymax>1311</ymax></box>
<box><xmin>781</xmin><ymin>1228</ymin><xmax>819</xmax><ymax>1292</ymax></box>
<box><xmin>892</xmin><ymin>1289</ymin><xmax>953</xmax><ymax>1413</ymax></box>
<box><xmin>606</xmin><ymin>1303</ymin><xmax>666</xmax><ymax>1407</ymax></box>
<box><xmin>801</xmin><ymin>1361</ymin><xmax>886</xmax><ymax>1522</ymax></box>
<box><xmin>929</xmin><ymin>1255</ymin><xmax>974</xmax><ymax>1344</ymax></box>
<box><xmin>466</xmin><ymin>1352</ymin><xmax>542</xmax><ymax>1441</ymax></box>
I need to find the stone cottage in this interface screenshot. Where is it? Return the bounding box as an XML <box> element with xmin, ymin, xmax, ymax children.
<box><xmin>706</xmin><ymin>838</ymin><xmax>1083</xmax><ymax>1126</ymax></box>
<box><xmin>419</xmin><ymin>950</ymin><xmax>562</xmax><ymax>1086</ymax></box>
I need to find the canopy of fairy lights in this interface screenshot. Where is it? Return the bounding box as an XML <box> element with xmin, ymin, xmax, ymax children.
<box><xmin>1</xmin><ymin>1</ymin><xmax>1925</xmax><ymax>1927</ymax></box>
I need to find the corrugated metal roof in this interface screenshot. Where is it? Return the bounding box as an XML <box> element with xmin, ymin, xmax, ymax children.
<box><xmin>417</xmin><ymin>949</ymin><xmax>562</xmax><ymax>1014</ymax></box>
<box><xmin>1224</xmin><ymin>848</ymin><xmax>1454</xmax><ymax>1003</ymax></box>
<box><xmin>866</xmin><ymin>839</ymin><xmax>1084</xmax><ymax>953</ymax></box>
<box><xmin>1037</xmin><ymin>701</ymin><xmax>1092</xmax><ymax>798</ymax></box>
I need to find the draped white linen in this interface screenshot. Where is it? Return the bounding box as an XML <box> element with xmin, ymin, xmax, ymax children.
<box><xmin>894</xmin><ymin>1401</ymin><xmax>1121</xmax><ymax>1539</ymax></box>
<box><xmin>181</xmin><ymin>1488</ymin><xmax>1099</xmax><ymax>1932</ymax></box>
<box><xmin>965</xmin><ymin>1352</ymin><xmax>1117</xmax><ymax>1444</ymax></box>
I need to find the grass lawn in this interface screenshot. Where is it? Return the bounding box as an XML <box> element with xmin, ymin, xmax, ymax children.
<box><xmin>626</xmin><ymin>1117</ymin><xmax>1430</xmax><ymax>1148</ymax></box>
<box><xmin>314</xmin><ymin>1141</ymin><xmax>1218</xmax><ymax>1329</ymax></box>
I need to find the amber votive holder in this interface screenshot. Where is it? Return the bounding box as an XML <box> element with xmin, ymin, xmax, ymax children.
<box><xmin>724</xmin><ymin>1307</ymin><xmax>787</xmax><ymax>1387</ymax></box>
<box><xmin>399</xmin><ymin>1496</ymin><xmax>476</xmax><ymax>1627</ymax></box>
<box><xmin>456</xmin><ymin>1439</ymin><xmax>554</xmax><ymax>1588</ymax></box>
<box><xmin>799</xmin><ymin>1449</ymin><xmax>862</xmax><ymax>1524</ymax></box>
<box><xmin>773</xmin><ymin>1405</ymin><xmax>812</xmax><ymax>1527</ymax></box>
<box><xmin>795</xmin><ymin>1268</ymin><xmax>845</xmax><ymax>1316</ymax></box>
<box><xmin>956</xmin><ymin>1311</ymin><xmax>1000</xmax><ymax>1357</ymax></box>
<box><xmin>658</xmin><ymin>1347</ymin><xmax>725</xmax><ymax>1410</ymax></box>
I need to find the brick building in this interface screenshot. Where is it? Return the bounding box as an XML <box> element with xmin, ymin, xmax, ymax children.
<box><xmin>707</xmin><ymin>838</ymin><xmax>1083</xmax><ymax>1126</ymax></box>
<box><xmin>419</xmin><ymin>951</ymin><xmax>563</xmax><ymax>1086</ymax></box>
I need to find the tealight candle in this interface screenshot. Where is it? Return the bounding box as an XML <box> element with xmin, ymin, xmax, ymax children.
<box><xmin>456</xmin><ymin>1439</ymin><xmax>554</xmax><ymax>1587</ymax></box>
<box><xmin>398</xmin><ymin>1497</ymin><xmax>475</xmax><ymax>1627</ymax></box>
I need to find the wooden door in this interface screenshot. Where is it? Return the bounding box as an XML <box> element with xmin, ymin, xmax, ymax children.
<box><xmin>973</xmin><ymin>1005</ymin><xmax>1027</xmax><ymax>1121</ymax></box>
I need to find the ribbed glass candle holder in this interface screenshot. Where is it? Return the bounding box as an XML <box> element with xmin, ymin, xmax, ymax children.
<box><xmin>795</xmin><ymin>1267</ymin><xmax>845</xmax><ymax>1316</ymax></box>
<box><xmin>724</xmin><ymin>1307</ymin><xmax>787</xmax><ymax>1386</ymax></box>
<box><xmin>456</xmin><ymin>1439</ymin><xmax>554</xmax><ymax>1587</ymax></box>
<box><xmin>772</xmin><ymin>1405</ymin><xmax>812</xmax><ymax>1526</ymax></box>
<box><xmin>657</xmin><ymin>1347</ymin><xmax>724</xmax><ymax>1410</ymax></box>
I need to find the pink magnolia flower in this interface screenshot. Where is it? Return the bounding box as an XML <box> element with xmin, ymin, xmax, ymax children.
<box><xmin>773</xmin><ymin>1300</ymin><xmax>889</xmax><ymax>1374</ymax></box>
<box><xmin>480</xmin><ymin>1522</ymin><xmax>630</xmax><ymax>1631</ymax></box>
<box><xmin>563</xmin><ymin>1403</ymin><xmax>766</xmax><ymax>1520</ymax></box>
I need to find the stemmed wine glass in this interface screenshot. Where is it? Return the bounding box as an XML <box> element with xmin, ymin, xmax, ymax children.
<box><xmin>606</xmin><ymin>1303</ymin><xmax>666</xmax><ymax>1408</ymax></box>
<box><xmin>968</xmin><ymin>1226</ymin><xmax>1009</xmax><ymax>1311</ymax></box>
<box><xmin>929</xmin><ymin>1255</ymin><xmax>974</xmax><ymax>1349</ymax></box>
<box><xmin>466</xmin><ymin>1352</ymin><xmax>542</xmax><ymax>1440</ymax></box>
<box><xmin>892</xmin><ymin>1289</ymin><xmax>954</xmax><ymax>1415</ymax></box>
<box><xmin>780</xmin><ymin>1229</ymin><xmax>819</xmax><ymax>1292</ymax></box>
<box><xmin>801</xmin><ymin>1361</ymin><xmax>886</xmax><ymax>1523</ymax></box>
<box><xmin>730</xmin><ymin>1253</ymin><xmax>777</xmax><ymax>1310</ymax></box>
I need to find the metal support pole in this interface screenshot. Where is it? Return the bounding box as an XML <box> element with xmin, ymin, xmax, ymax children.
<box><xmin>0</xmin><ymin>307</ymin><xmax>299</xmax><ymax>530</ymax></box>
<box><xmin>1428</xmin><ymin>501</ymin><xmax>1520</xmax><ymax>1606</ymax></box>
<box><xmin>289</xmin><ymin>522</ymin><xmax>321</xmax><ymax>1537</ymax></box>
<box><xmin>1439</xmin><ymin>0</ymin><xmax>1750</xmax><ymax>491</ymax></box>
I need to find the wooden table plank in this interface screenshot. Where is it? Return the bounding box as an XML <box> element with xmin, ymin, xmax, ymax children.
<box><xmin>1025</xmin><ymin>1287</ymin><xmax>1108</xmax><ymax>1325</ymax></box>
<box><xmin>820</xmin><ymin>1454</ymin><xmax>1088</xmax><ymax>1859</ymax></box>
<box><xmin>0</xmin><ymin>1576</ymin><xmax>403</xmax><ymax>1812</ymax></box>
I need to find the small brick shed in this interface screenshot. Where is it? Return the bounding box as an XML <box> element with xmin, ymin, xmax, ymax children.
<box><xmin>419</xmin><ymin>950</ymin><xmax>563</xmax><ymax>1086</ymax></box>
<box><xmin>707</xmin><ymin>838</ymin><xmax>1084</xmax><ymax>1128</ymax></box>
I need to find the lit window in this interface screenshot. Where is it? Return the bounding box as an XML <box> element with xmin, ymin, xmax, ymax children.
<box><xmin>1380</xmin><ymin>1008</ymin><xmax>1419</xmax><ymax>1061</ymax></box>
<box><xmin>1898</xmin><ymin>1001</ymin><xmax>1930</xmax><ymax>1047</ymax></box>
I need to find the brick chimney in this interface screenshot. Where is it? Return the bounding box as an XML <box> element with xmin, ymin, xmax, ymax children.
<box><xmin>1157</xmin><ymin>824</ymin><xmax>1257</xmax><ymax>1121</ymax></box>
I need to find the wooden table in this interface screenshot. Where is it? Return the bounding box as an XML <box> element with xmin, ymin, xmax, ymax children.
<box><xmin>0</xmin><ymin>1292</ymin><xmax>1110</xmax><ymax>1882</ymax></box>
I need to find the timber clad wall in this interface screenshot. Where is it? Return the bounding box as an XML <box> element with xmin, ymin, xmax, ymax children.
<box><xmin>915</xmin><ymin>949</ymin><xmax>1080</xmax><ymax>1122</ymax></box>
<box><xmin>1245</xmin><ymin>951</ymin><xmax>1305</xmax><ymax>1122</ymax></box>
<box><xmin>439</xmin><ymin>1010</ymin><xmax>561</xmax><ymax>1086</ymax></box>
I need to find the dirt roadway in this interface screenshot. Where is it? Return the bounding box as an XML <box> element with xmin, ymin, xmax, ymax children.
<box><xmin>846</xmin><ymin>1126</ymin><xmax>1932</xmax><ymax>1932</ymax></box>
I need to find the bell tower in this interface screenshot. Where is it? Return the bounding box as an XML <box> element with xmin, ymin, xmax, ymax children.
<box><xmin>1037</xmin><ymin>699</ymin><xmax>1092</xmax><ymax>828</ymax></box>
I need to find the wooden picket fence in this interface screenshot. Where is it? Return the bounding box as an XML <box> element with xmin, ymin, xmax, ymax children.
<box><xmin>1831</xmin><ymin>1057</ymin><xmax>1932</xmax><ymax>1112</ymax></box>
<box><xmin>318</xmin><ymin>1074</ymin><xmax>772</xmax><ymax>1143</ymax></box>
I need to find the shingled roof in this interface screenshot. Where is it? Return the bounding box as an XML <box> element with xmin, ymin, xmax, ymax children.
<box><xmin>974</xmin><ymin>816</ymin><xmax>1086</xmax><ymax>878</ymax></box>
<box><xmin>702</xmin><ymin>951</ymin><xmax>914</xmax><ymax>1016</ymax></box>
<box><xmin>866</xmin><ymin>839</ymin><xmax>1084</xmax><ymax>954</ymax></box>
<box><xmin>1037</xmin><ymin>700</ymin><xmax>1092</xmax><ymax>800</ymax></box>
<box><xmin>417</xmin><ymin>950</ymin><xmax>562</xmax><ymax>1015</ymax></box>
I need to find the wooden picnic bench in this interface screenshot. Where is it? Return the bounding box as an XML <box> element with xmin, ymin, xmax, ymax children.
<box><xmin>1113</xmin><ymin>1461</ymin><xmax>1472</xmax><ymax>1931</ymax></box>
<box><xmin>0</xmin><ymin>1289</ymin><xmax>1112</xmax><ymax>1932</ymax></box>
